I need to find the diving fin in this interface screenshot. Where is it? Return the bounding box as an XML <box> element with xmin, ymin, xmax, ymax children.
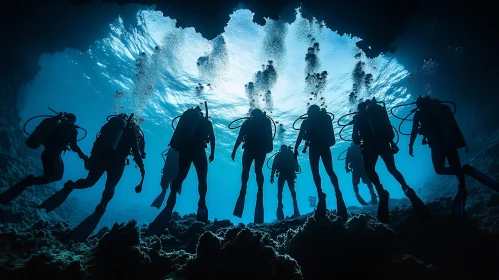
<box><xmin>233</xmin><ymin>187</ymin><xmax>246</xmax><ymax>218</ymax></box>
<box><xmin>254</xmin><ymin>191</ymin><xmax>264</xmax><ymax>224</ymax></box>
<box><xmin>404</xmin><ymin>187</ymin><xmax>431</xmax><ymax>221</ymax></box>
<box><xmin>463</xmin><ymin>164</ymin><xmax>499</xmax><ymax>192</ymax></box>
<box><xmin>151</xmin><ymin>188</ymin><xmax>167</xmax><ymax>209</ymax></box>
<box><xmin>377</xmin><ymin>189</ymin><xmax>390</xmax><ymax>224</ymax></box>
<box><xmin>0</xmin><ymin>175</ymin><xmax>34</xmax><ymax>204</ymax></box>
<box><xmin>336</xmin><ymin>192</ymin><xmax>348</xmax><ymax>220</ymax></box>
<box><xmin>37</xmin><ymin>181</ymin><xmax>74</xmax><ymax>213</ymax></box>
<box><xmin>451</xmin><ymin>187</ymin><xmax>467</xmax><ymax>219</ymax></box>
<box><xmin>67</xmin><ymin>210</ymin><xmax>105</xmax><ymax>243</ymax></box>
<box><xmin>196</xmin><ymin>203</ymin><xmax>209</xmax><ymax>223</ymax></box>
<box><xmin>145</xmin><ymin>197</ymin><xmax>176</xmax><ymax>237</ymax></box>
<box><xmin>314</xmin><ymin>192</ymin><xmax>327</xmax><ymax>220</ymax></box>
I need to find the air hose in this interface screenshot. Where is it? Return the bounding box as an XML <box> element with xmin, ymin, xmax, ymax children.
<box><xmin>23</xmin><ymin>115</ymin><xmax>54</xmax><ymax>136</ymax></box>
<box><xmin>24</xmin><ymin>109</ymin><xmax>88</xmax><ymax>141</ymax></box>
<box><xmin>390</xmin><ymin>102</ymin><xmax>416</xmax><ymax>121</ymax></box>
<box><xmin>228</xmin><ymin>114</ymin><xmax>277</xmax><ymax>140</ymax></box>
<box><xmin>339</xmin><ymin>125</ymin><xmax>354</xmax><ymax>142</ymax></box>
<box><xmin>171</xmin><ymin>115</ymin><xmax>181</xmax><ymax>130</ymax></box>
<box><xmin>397</xmin><ymin>110</ymin><xmax>417</xmax><ymax>136</ymax></box>
<box><xmin>292</xmin><ymin>111</ymin><xmax>336</xmax><ymax>131</ymax></box>
<box><xmin>337</xmin><ymin>148</ymin><xmax>348</xmax><ymax>161</ymax></box>
<box><xmin>266</xmin><ymin>152</ymin><xmax>278</xmax><ymax>169</ymax></box>
<box><xmin>337</xmin><ymin>112</ymin><xmax>358</xmax><ymax>127</ymax></box>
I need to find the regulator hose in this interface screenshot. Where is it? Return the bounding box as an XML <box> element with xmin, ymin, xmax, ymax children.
<box><xmin>296</xmin><ymin>166</ymin><xmax>302</xmax><ymax>174</ymax></box>
<box><xmin>398</xmin><ymin>110</ymin><xmax>417</xmax><ymax>136</ymax></box>
<box><xmin>337</xmin><ymin>112</ymin><xmax>358</xmax><ymax>127</ymax></box>
<box><xmin>390</xmin><ymin>102</ymin><xmax>416</xmax><ymax>121</ymax></box>
<box><xmin>75</xmin><ymin>126</ymin><xmax>88</xmax><ymax>141</ymax></box>
<box><xmin>339</xmin><ymin>124</ymin><xmax>354</xmax><ymax>142</ymax></box>
<box><xmin>228</xmin><ymin>115</ymin><xmax>277</xmax><ymax>140</ymax></box>
<box><xmin>292</xmin><ymin>111</ymin><xmax>335</xmax><ymax>131</ymax></box>
<box><xmin>171</xmin><ymin>115</ymin><xmax>181</xmax><ymax>130</ymax></box>
<box><xmin>266</xmin><ymin>152</ymin><xmax>278</xmax><ymax>169</ymax></box>
<box><xmin>23</xmin><ymin>115</ymin><xmax>54</xmax><ymax>136</ymax></box>
<box><xmin>392</xmin><ymin>126</ymin><xmax>400</xmax><ymax>144</ymax></box>
<box><xmin>337</xmin><ymin>148</ymin><xmax>348</xmax><ymax>161</ymax></box>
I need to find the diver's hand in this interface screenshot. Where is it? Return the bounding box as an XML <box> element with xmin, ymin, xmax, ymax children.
<box><xmin>231</xmin><ymin>151</ymin><xmax>236</xmax><ymax>161</ymax></box>
<box><xmin>209</xmin><ymin>153</ymin><xmax>214</xmax><ymax>162</ymax></box>
<box><xmin>409</xmin><ymin>146</ymin><xmax>414</xmax><ymax>157</ymax></box>
<box><xmin>345</xmin><ymin>167</ymin><xmax>351</xmax><ymax>173</ymax></box>
<box><xmin>135</xmin><ymin>185</ymin><xmax>142</xmax><ymax>193</ymax></box>
<box><xmin>270</xmin><ymin>176</ymin><xmax>275</xmax><ymax>184</ymax></box>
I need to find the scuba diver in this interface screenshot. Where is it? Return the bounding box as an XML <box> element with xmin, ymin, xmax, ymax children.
<box><xmin>344</xmin><ymin>142</ymin><xmax>378</xmax><ymax>206</ymax></box>
<box><xmin>408</xmin><ymin>95</ymin><xmax>499</xmax><ymax>218</ymax></box>
<box><xmin>231</xmin><ymin>108</ymin><xmax>274</xmax><ymax>224</ymax></box>
<box><xmin>352</xmin><ymin>97</ymin><xmax>429</xmax><ymax>224</ymax></box>
<box><xmin>0</xmin><ymin>111</ymin><xmax>88</xmax><ymax>204</ymax></box>
<box><xmin>146</xmin><ymin>103</ymin><xmax>215</xmax><ymax>237</ymax></box>
<box><xmin>270</xmin><ymin>145</ymin><xmax>300</xmax><ymax>220</ymax></box>
<box><xmin>38</xmin><ymin>113</ymin><xmax>145</xmax><ymax>241</ymax></box>
<box><xmin>294</xmin><ymin>105</ymin><xmax>348</xmax><ymax>220</ymax></box>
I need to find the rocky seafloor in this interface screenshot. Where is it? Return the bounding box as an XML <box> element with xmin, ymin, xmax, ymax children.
<box><xmin>1</xmin><ymin>124</ymin><xmax>499</xmax><ymax>279</ymax></box>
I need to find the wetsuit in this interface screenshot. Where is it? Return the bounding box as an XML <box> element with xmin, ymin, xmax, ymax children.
<box><xmin>345</xmin><ymin>144</ymin><xmax>377</xmax><ymax>205</ymax></box>
<box><xmin>164</xmin><ymin>117</ymin><xmax>215</xmax><ymax>222</ymax></box>
<box><xmin>232</xmin><ymin>115</ymin><xmax>272</xmax><ymax>224</ymax></box>
<box><xmin>271</xmin><ymin>150</ymin><xmax>300</xmax><ymax>219</ymax></box>
<box><xmin>352</xmin><ymin>112</ymin><xmax>429</xmax><ymax>223</ymax></box>
<box><xmin>294</xmin><ymin>113</ymin><xmax>347</xmax><ymax>220</ymax></box>
<box><xmin>410</xmin><ymin>109</ymin><xmax>465</xmax><ymax>187</ymax></box>
<box><xmin>0</xmin><ymin>122</ymin><xmax>87</xmax><ymax>204</ymax></box>
<box><xmin>38</xmin><ymin>123</ymin><xmax>145</xmax><ymax>213</ymax></box>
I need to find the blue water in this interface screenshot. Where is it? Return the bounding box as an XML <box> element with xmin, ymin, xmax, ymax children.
<box><xmin>18</xmin><ymin>9</ymin><xmax>436</xmax><ymax>228</ymax></box>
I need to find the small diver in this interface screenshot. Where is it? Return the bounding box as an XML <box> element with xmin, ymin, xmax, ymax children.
<box><xmin>38</xmin><ymin>113</ymin><xmax>145</xmax><ymax>241</ymax></box>
<box><xmin>408</xmin><ymin>95</ymin><xmax>499</xmax><ymax>218</ymax></box>
<box><xmin>352</xmin><ymin>97</ymin><xmax>429</xmax><ymax>224</ymax></box>
<box><xmin>270</xmin><ymin>145</ymin><xmax>301</xmax><ymax>220</ymax></box>
<box><xmin>146</xmin><ymin>102</ymin><xmax>215</xmax><ymax>237</ymax></box>
<box><xmin>0</xmin><ymin>109</ymin><xmax>88</xmax><ymax>204</ymax></box>
<box><xmin>294</xmin><ymin>105</ymin><xmax>348</xmax><ymax>220</ymax></box>
<box><xmin>344</xmin><ymin>142</ymin><xmax>378</xmax><ymax>205</ymax></box>
<box><xmin>231</xmin><ymin>108</ymin><xmax>274</xmax><ymax>224</ymax></box>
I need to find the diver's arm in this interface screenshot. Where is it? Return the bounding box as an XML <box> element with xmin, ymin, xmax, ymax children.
<box><xmin>131</xmin><ymin>135</ymin><xmax>145</xmax><ymax>174</ymax></box>
<box><xmin>294</xmin><ymin>121</ymin><xmax>305</xmax><ymax>153</ymax></box>
<box><xmin>208</xmin><ymin>122</ymin><xmax>216</xmax><ymax>156</ymax></box>
<box><xmin>409</xmin><ymin>113</ymin><xmax>420</xmax><ymax>148</ymax></box>
<box><xmin>69</xmin><ymin>127</ymin><xmax>88</xmax><ymax>161</ymax></box>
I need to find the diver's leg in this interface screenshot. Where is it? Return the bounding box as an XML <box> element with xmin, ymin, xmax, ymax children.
<box><xmin>1</xmin><ymin>150</ymin><xmax>61</xmax><ymax>204</ymax></box>
<box><xmin>276</xmin><ymin>175</ymin><xmax>285</xmax><ymax>220</ymax></box>
<box><xmin>380</xmin><ymin>146</ymin><xmax>409</xmax><ymax>189</ymax></box>
<box><xmin>431</xmin><ymin>148</ymin><xmax>454</xmax><ymax>176</ymax></box>
<box><xmin>234</xmin><ymin>150</ymin><xmax>253</xmax><ymax>218</ymax></box>
<box><xmin>193</xmin><ymin>149</ymin><xmax>209</xmax><ymax>222</ymax></box>
<box><xmin>254</xmin><ymin>152</ymin><xmax>266</xmax><ymax>224</ymax></box>
<box><xmin>321</xmin><ymin>147</ymin><xmax>347</xmax><ymax>219</ymax></box>
<box><xmin>382</xmin><ymin>147</ymin><xmax>430</xmax><ymax>221</ymax></box>
<box><xmin>363</xmin><ymin>147</ymin><xmax>389</xmax><ymax>223</ymax></box>
<box><xmin>96</xmin><ymin>162</ymin><xmax>126</xmax><ymax>213</ymax></box>
<box><xmin>308</xmin><ymin>146</ymin><xmax>323</xmax><ymax>194</ymax></box>
<box><xmin>365</xmin><ymin>181</ymin><xmax>378</xmax><ymax>204</ymax></box>
<box><xmin>287</xmin><ymin>178</ymin><xmax>300</xmax><ymax>217</ymax></box>
<box><xmin>309</xmin><ymin>145</ymin><xmax>326</xmax><ymax>219</ymax></box>
<box><xmin>352</xmin><ymin>170</ymin><xmax>368</xmax><ymax>206</ymax></box>
<box><xmin>446</xmin><ymin>149</ymin><xmax>466</xmax><ymax>186</ymax></box>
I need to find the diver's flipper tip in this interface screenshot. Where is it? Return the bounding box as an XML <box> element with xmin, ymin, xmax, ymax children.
<box><xmin>68</xmin><ymin>211</ymin><xmax>105</xmax><ymax>243</ymax></box>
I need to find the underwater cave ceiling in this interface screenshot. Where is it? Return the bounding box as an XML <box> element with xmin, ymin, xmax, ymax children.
<box><xmin>2</xmin><ymin>0</ymin><xmax>498</xmax><ymax>125</ymax></box>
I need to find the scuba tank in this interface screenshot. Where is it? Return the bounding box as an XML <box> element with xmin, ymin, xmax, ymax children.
<box><xmin>25</xmin><ymin>116</ymin><xmax>61</xmax><ymax>149</ymax></box>
<box><xmin>229</xmin><ymin>110</ymin><xmax>276</xmax><ymax>153</ymax></box>
<box><xmin>293</xmin><ymin>109</ymin><xmax>335</xmax><ymax>147</ymax></box>
<box><xmin>366</xmin><ymin>98</ymin><xmax>395</xmax><ymax>143</ymax></box>
<box><xmin>170</xmin><ymin>106</ymin><xmax>203</xmax><ymax>151</ymax></box>
<box><xmin>433</xmin><ymin>103</ymin><xmax>466</xmax><ymax>149</ymax></box>
<box><xmin>24</xmin><ymin>107</ymin><xmax>87</xmax><ymax>149</ymax></box>
<box><xmin>91</xmin><ymin>114</ymin><xmax>132</xmax><ymax>157</ymax></box>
